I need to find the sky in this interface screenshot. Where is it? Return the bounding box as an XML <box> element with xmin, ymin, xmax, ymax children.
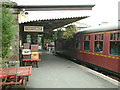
<box><xmin>80</xmin><ymin>0</ymin><xmax>119</xmax><ymax>26</ymax></box>
<box><xmin>10</xmin><ymin>0</ymin><xmax>120</xmax><ymax>26</ymax></box>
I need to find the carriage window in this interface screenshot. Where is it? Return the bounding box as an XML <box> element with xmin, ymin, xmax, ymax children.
<box><xmin>117</xmin><ymin>33</ymin><xmax>120</xmax><ymax>40</ymax></box>
<box><xmin>76</xmin><ymin>36</ymin><xmax>80</xmax><ymax>49</ymax></box>
<box><xmin>110</xmin><ymin>32</ymin><xmax>120</xmax><ymax>55</ymax></box>
<box><xmin>94</xmin><ymin>34</ymin><xmax>103</xmax><ymax>53</ymax></box>
<box><xmin>110</xmin><ymin>32</ymin><xmax>120</xmax><ymax>41</ymax></box>
<box><xmin>84</xmin><ymin>41</ymin><xmax>89</xmax><ymax>51</ymax></box>
<box><xmin>94</xmin><ymin>41</ymin><xmax>103</xmax><ymax>53</ymax></box>
<box><xmin>68</xmin><ymin>39</ymin><xmax>75</xmax><ymax>49</ymax></box>
<box><xmin>110</xmin><ymin>42</ymin><xmax>120</xmax><ymax>55</ymax></box>
<box><xmin>84</xmin><ymin>35</ymin><xmax>90</xmax><ymax>51</ymax></box>
<box><xmin>95</xmin><ymin>34</ymin><xmax>103</xmax><ymax>40</ymax></box>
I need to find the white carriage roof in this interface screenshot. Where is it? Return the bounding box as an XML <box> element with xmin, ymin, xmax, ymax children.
<box><xmin>64</xmin><ymin>22</ymin><xmax>91</xmax><ymax>28</ymax></box>
<box><xmin>77</xmin><ymin>23</ymin><xmax>118</xmax><ymax>33</ymax></box>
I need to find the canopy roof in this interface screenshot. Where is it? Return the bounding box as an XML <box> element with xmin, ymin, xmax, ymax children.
<box><xmin>19</xmin><ymin>10</ymin><xmax>92</xmax><ymax>23</ymax></box>
<box><xmin>16</xmin><ymin>5</ymin><xmax>94</xmax><ymax>24</ymax></box>
<box><xmin>16</xmin><ymin>5</ymin><xmax>95</xmax><ymax>33</ymax></box>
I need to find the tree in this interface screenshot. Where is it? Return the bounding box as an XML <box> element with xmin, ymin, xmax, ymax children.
<box><xmin>43</xmin><ymin>25</ymin><xmax>77</xmax><ymax>42</ymax></box>
<box><xmin>54</xmin><ymin>28</ymin><xmax>64</xmax><ymax>40</ymax></box>
<box><xmin>44</xmin><ymin>30</ymin><xmax>54</xmax><ymax>40</ymax></box>
<box><xmin>0</xmin><ymin>4</ymin><xmax>2</xmax><ymax>58</ymax></box>
<box><xmin>2</xmin><ymin>4</ymin><xmax>16</xmax><ymax>59</ymax></box>
<box><xmin>63</xmin><ymin>25</ymin><xmax>77</xmax><ymax>40</ymax></box>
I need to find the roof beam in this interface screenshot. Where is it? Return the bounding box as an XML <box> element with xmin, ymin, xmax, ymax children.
<box><xmin>13</xmin><ymin>5</ymin><xmax>95</xmax><ymax>11</ymax></box>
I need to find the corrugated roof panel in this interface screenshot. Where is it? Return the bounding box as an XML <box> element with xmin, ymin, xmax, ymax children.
<box><xmin>19</xmin><ymin>10</ymin><xmax>92</xmax><ymax>23</ymax></box>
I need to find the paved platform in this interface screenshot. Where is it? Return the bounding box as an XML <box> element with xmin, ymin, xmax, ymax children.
<box><xmin>24</xmin><ymin>50</ymin><xmax>118</xmax><ymax>88</ymax></box>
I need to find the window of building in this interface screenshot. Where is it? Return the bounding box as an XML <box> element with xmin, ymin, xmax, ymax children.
<box><xmin>110</xmin><ymin>32</ymin><xmax>120</xmax><ymax>55</ymax></box>
<box><xmin>75</xmin><ymin>36</ymin><xmax>80</xmax><ymax>49</ymax></box>
<box><xmin>68</xmin><ymin>39</ymin><xmax>75</xmax><ymax>49</ymax></box>
<box><xmin>84</xmin><ymin>35</ymin><xmax>90</xmax><ymax>51</ymax></box>
<box><xmin>26</xmin><ymin>34</ymin><xmax>31</xmax><ymax>43</ymax></box>
<box><xmin>94</xmin><ymin>34</ymin><xmax>103</xmax><ymax>53</ymax></box>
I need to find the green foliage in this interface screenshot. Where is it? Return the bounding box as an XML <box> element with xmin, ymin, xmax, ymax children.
<box><xmin>0</xmin><ymin>5</ymin><xmax>2</xmax><ymax>58</ymax></box>
<box><xmin>44</xmin><ymin>25</ymin><xmax>77</xmax><ymax>41</ymax></box>
<box><xmin>55</xmin><ymin>25</ymin><xmax>77</xmax><ymax>41</ymax></box>
<box><xmin>44</xmin><ymin>30</ymin><xmax>54</xmax><ymax>40</ymax></box>
<box><xmin>44</xmin><ymin>28</ymin><xmax>64</xmax><ymax>41</ymax></box>
<box><xmin>54</xmin><ymin>28</ymin><xmax>64</xmax><ymax>40</ymax></box>
<box><xmin>63</xmin><ymin>25</ymin><xmax>77</xmax><ymax>40</ymax></box>
<box><xmin>2</xmin><ymin>1</ymin><xmax>17</xmax><ymax>8</ymax></box>
<box><xmin>38</xmin><ymin>36</ymin><xmax>42</xmax><ymax>46</ymax></box>
<box><xmin>2</xmin><ymin>5</ymin><xmax>16</xmax><ymax>59</ymax></box>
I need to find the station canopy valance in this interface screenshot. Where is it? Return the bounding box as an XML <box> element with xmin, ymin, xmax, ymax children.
<box><xmin>18</xmin><ymin>10</ymin><xmax>93</xmax><ymax>23</ymax></box>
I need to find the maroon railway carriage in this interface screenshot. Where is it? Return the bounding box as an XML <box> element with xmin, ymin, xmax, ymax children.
<box><xmin>55</xmin><ymin>24</ymin><xmax>120</xmax><ymax>76</ymax></box>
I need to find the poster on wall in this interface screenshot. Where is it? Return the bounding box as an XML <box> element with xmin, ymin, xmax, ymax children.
<box><xmin>24</xmin><ymin>26</ymin><xmax>44</xmax><ymax>32</ymax></box>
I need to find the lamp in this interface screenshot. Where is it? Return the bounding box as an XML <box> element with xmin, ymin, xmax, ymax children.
<box><xmin>21</xmin><ymin>8</ymin><xmax>29</xmax><ymax>16</ymax></box>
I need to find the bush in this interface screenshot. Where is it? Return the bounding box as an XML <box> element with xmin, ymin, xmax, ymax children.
<box><xmin>2</xmin><ymin>5</ymin><xmax>16</xmax><ymax>59</ymax></box>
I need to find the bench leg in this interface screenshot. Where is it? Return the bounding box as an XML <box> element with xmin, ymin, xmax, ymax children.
<box><xmin>36</xmin><ymin>61</ymin><xmax>38</xmax><ymax>68</ymax></box>
<box><xmin>27</xmin><ymin>76</ymin><xmax>29</xmax><ymax>82</ymax></box>
<box><xmin>25</xmin><ymin>62</ymin><xmax>27</xmax><ymax>66</ymax></box>
<box><xmin>23</xmin><ymin>78</ymin><xmax>26</xmax><ymax>90</ymax></box>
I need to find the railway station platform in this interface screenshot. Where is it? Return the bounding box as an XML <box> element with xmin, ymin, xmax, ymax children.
<box><xmin>24</xmin><ymin>50</ymin><xmax>118</xmax><ymax>88</ymax></box>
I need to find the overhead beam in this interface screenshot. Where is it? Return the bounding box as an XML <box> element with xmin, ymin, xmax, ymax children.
<box><xmin>13</xmin><ymin>5</ymin><xmax>95</xmax><ymax>11</ymax></box>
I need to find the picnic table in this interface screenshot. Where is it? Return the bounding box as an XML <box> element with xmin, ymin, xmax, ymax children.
<box><xmin>0</xmin><ymin>66</ymin><xmax>32</xmax><ymax>89</ymax></box>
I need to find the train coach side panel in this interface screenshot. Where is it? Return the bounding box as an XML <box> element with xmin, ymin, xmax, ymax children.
<box><xmin>75</xmin><ymin>51</ymin><xmax>119</xmax><ymax>73</ymax></box>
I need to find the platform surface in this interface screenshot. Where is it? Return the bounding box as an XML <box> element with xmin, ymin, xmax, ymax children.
<box><xmin>24</xmin><ymin>50</ymin><xmax>118</xmax><ymax>88</ymax></box>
